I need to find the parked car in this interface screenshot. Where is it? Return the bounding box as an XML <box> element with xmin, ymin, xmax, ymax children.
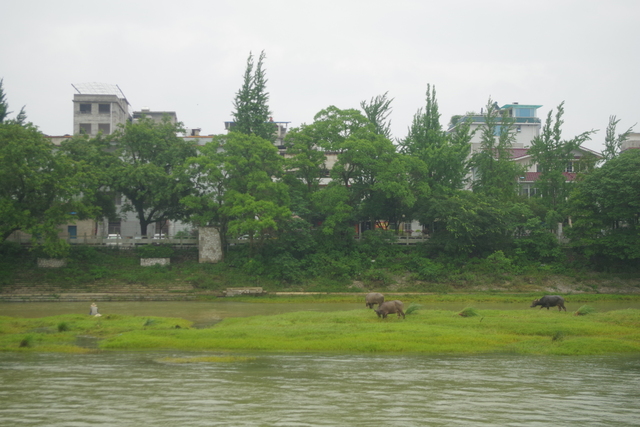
<box><xmin>106</xmin><ymin>234</ymin><xmax>122</xmax><ymax>246</ymax></box>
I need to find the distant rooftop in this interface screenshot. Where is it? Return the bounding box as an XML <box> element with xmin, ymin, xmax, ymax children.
<box><xmin>71</xmin><ymin>82</ymin><xmax>129</xmax><ymax>102</ymax></box>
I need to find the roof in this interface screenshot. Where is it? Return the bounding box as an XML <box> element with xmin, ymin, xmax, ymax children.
<box><xmin>71</xmin><ymin>82</ymin><xmax>129</xmax><ymax>104</ymax></box>
<box><xmin>500</xmin><ymin>104</ymin><xmax>542</xmax><ymax>109</ymax></box>
<box><xmin>510</xmin><ymin>148</ymin><xmax>530</xmax><ymax>159</ymax></box>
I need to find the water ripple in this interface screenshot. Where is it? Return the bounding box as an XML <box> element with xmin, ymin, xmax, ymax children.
<box><xmin>1</xmin><ymin>353</ymin><xmax>639</xmax><ymax>426</ymax></box>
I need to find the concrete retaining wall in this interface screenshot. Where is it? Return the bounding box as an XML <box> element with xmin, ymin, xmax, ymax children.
<box><xmin>140</xmin><ymin>258</ymin><xmax>170</xmax><ymax>267</ymax></box>
<box><xmin>37</xmin><ymin>258</ymin><xmax>67</xmax><ymax>268</ymax></box>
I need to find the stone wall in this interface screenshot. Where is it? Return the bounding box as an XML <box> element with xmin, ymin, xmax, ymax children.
<box><xmin>37</xmin><ymin>258</ymin><xmax>67</xmax><ymax>268</ymax></box>
<box><xmin>198</xmin><ymin>227</ymin><xmax>223</xmax><ymax>263</ymax></box>
<box><xmin>140</xmin><ymin>258</ymin><xmax>170</xmax><ymax>267</ymax></box>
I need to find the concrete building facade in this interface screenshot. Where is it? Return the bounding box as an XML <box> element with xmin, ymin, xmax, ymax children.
<box><xmin>72</xmin><ymin>83</ymin><xmax>131</xmax><ymax>136</ymax></box>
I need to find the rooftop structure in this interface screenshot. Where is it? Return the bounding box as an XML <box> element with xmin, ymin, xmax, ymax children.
<box><xmin>449</xmin><ymin>102</ymin><xmax>543</xmax><ymax>154</ymax></box>
<box><xmin>72</xmin><ymin>82</ymin><xmax>131</xmax><ymax>136</ymax></box>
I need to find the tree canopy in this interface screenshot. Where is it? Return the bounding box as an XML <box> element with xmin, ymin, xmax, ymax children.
<box><xmin>231</xmin><ymin>51</ymin><xmax>275</xmax><ymax>142</ymax></box>
<box><xmin>567</xmin><ymin>149</ymin><xmax>640</xmax><ymax>268</ymax></box>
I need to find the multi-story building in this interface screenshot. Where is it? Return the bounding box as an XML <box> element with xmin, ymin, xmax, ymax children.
<box><xmin>448</xmin><ymin>101</ymin><xmax>601</xmax><ymax>196</ymax></box>
<box><xmin>133</xmin><ymin>108</ymin><xmax>178</xmax><ymax>126</ymax></box>
<box><xmin>621</xmin><ymin>132</ymin><xmax>640</xmax><ymax>152</ymax></box>
<box><xmin>448</xmin><ymin>102</ymin><xmax>543</xmax><ymax>156</ymax></box>
<box><xmin>72</xmin><ymin>82</ymin><xmax>131</xmax><ymax>136</ymax></box>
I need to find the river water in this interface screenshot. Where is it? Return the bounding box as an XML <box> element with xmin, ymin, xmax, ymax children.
<box><xmin>1</xmin><ymin>301</ymin><xmax>640</xmax><ymax>426</ymax></box>
<box><xmin>1</xmin><ymin>351</ymin><xmax>639</xmax><ymax>426</ymax></box>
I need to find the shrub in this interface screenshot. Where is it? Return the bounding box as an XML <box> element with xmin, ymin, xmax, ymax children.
<box><xmin>57</xmin><ymin>322</ymin><xmax>69</xmax><ymax>332</ymax></box>
<box><xmin>136</xmin><ymin>244</ymin><xmax>174</xmax><ymax>259</ymax></box>
<box><xmin>458</xmin><ymin>307</ymin><xmax>479</xmax><ymax>317</ymax></box>
<box><xmin>574</xmin><ymin>305</ymin><xmax>596</xmax><ymax>316</ymax></box>
<box><xmin>405</xmin><ymin>303</ymin><xmax>422</xmax><ymax>315</ymax></box>
<box><xmin>361</xmin><ymin>268</ymin><xmax>392</xmax><ymax>286</ymax></box>
<box><xmin>68</xmin><ymin>245</ymin><xmax>101</xmax><ymax>263</ymax></box>
<box><xmin>19</xmin><ymin>335</ymin><xmax>34</xmax><ymax>348</ymax></box>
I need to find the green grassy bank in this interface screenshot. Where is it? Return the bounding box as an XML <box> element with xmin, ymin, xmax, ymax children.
<box><xmin>3</xmin><ymin>306</ymin><xmax>639</xmax><ymax>356</ymax></box>
<box><xmin>1</xmin><ymin>244</ymin><xmax>639</xmax><ymax>295</ymax></box>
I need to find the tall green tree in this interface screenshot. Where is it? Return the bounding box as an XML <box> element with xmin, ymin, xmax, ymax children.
<box><xmin>105</xmin><ymin>117</ymin><xmax>197</xmax><ymax>236</ymax></box>
<box><xmin>183</xmin><ymin>132</ymin><xmax>290</xmax><ymax>254</ymax></box>
<box><xmin>0</xmin><ymin>79</ymin><xmax>26</xmax><ymax>125</ymax></box>
<box><xmin>470</xmin><ymin>98</ymin><xmax>523</xmax><ymax>200</ymax></box>
<box><xmin>601</xmin><ymin>115</ymin><xmax>634</xmax><ymax>162</ymax></box>
<box><xmin>528</xmin><ymin>102</ymin><xmax>595</xmax><ymax>213</ymax></box>
<box><xmin>400</xmin><ymin>84</ymin><xmax>472</xmax><ymax>195</ymax></box>
<box><xmin>360</xmin><ymin>92</ymin><xmax>393</xmax><ymax>139</ymax></box>
<box><xmin>1</xmin><ymin>79</ymin><xmax>98</xmax><ymax>256</ymax></box>
<box><xmin>220</xmin><ymin>132</ymin><xmax>290</xmax><ymax>244</ymax></box>
<box><xmin>231</xmin><ymin>51</ymin><xmax>275</xmax><ymax>142</ymax></box>
<box><xmin>567</xmin><ymin>149</ymin><xmax>640</xmax><ymax>269</ymax></box>
<box><xmin>282</xmin><ymin>124</ymin><xmax>329</xmax><ymax>224</ymax></box>
<box><xmin>307</xmin><ymin>106</ymin><xmax>415</xmax><ymax>234</ymax></box>
<box><xmin>0</xmin><ymin>121</ymin><xmax>96</xmax><ymax>256</ymax></box>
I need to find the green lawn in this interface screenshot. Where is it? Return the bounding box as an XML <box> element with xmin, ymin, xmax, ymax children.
<box><xmin>2</xmin><ymin>306</ymin><xmax>639</xmax><ymax>356</ymax></box>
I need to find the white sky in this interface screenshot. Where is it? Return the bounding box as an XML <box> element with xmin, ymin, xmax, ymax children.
<box><xmin>1</xmin><ymin>0</ymin><xmax>638</xmax><ymax>152</ymax></box>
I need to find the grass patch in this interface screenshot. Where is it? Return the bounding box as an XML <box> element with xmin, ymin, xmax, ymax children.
<box><xmin>405</xmin><ymin>303</ymin><xmax>422</xmax><ymax>315</ymax></box>
<box><xmin>2</xmin><ymin>308</ymin><xmax>639</xmax><ymax>356</ymax></box>
<box><xmin>458</xmin><ymin>307</ymin><xmax>480</xmax><ymax>317</ymax></box>
<box><xmin>574</xmin><ymin>305</ymin><xmax>596</xmax><ymax>316</ymax></box>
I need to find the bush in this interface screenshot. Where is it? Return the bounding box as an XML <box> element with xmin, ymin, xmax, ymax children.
<box><xmin>574</xmin><ymin>305</ymin><xmax>596</xmax><ymax>316</ymax></box>
<box><xmin>458</xmin><ymin>307</ymin><xmax>479</xmax><ymax>317</ymax></box>
<box><xmin>68</xmin><ymin>245</ymin><xmax>101</xmax><ymax>263</ymax></box>
<box><xmin>361</xmin><ymin>268</ymin><xmax>393</xmax><ymax>286</ymax></box>
<box><xmin>405</xmin><ymin>254</ymin><xmax>444</xmax><ymax>281</ymax></box>
<box><xmin>19</xmin><ymin>335</ymin><xmax>34</xmax><ymax>348</ymax></box>
<box><xmin>405</xmin><ymin>303</ymin><xmax>422</xmax><ymax>315</ymax></box>
<box><xmin>136</xmin><ymin>244</ymin><xmax>174</xmax><ymax>259</ymax></box>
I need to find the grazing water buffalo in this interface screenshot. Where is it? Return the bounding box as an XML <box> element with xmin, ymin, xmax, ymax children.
<box><xmin>375</xmin><ymin>300</ymin><xmax>405</xmax><ymax>319</ymax></box>
<box><xmin>530</xmin><ymin>295</ymin><xmax>566</xmax><ymax>311</ymax></box>
<box><xmin>365</xmin><ymin>292</ymin><xmax>385</xmax><ymax>309</ymax></box>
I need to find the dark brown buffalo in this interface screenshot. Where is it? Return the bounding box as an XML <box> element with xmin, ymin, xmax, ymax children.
<box><xmin>530</xmin><ymin>295</ymin><xmax>566</xmax><ymax>311</ymax></box>
<box><xmin>365</xmin><ymin>292</ymin><xmax>385</xmax><ymax>309</ymax></box>
<box><xmin>374</xmin><ymin>300</ymin><xmax>405</xmax><ymax>319</ymax></box>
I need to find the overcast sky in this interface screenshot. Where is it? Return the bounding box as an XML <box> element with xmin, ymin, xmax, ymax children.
<box><xmin>1</xmin><ymin>0</ymin><xmax>638</xmax><ymax>152</ymax></box>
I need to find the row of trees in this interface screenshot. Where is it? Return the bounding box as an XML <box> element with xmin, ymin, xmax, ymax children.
<box><xmin>1</xmin><ymin>53</ymin><xmax>638</xmax><ymax>273</ymax></box>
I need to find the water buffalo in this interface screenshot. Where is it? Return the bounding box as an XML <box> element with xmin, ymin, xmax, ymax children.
<box><xmin>365</xmin><ymin>292</ymin><xmax>385</xmax><ymax>309</ymax></box>
<box><xmin>530</xmin><ymin>295</ymin><xmax>566</xmax><ymax>311</ymax></box>
<box><xmin>374</xmin><ymin>300</ymin><xmax>405</xmax><ymax>319</ymax></box>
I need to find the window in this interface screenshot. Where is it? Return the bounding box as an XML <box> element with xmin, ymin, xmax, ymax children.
<box><xmin>98</xmin><ymin>103</ymin><xmax>110</xmax><ymax>113</ymax></box>
<box><xmin>108</xmin><ymin>221</ymin><xmax>121</xmax><ymax>235</ymax></box>
<box><xmin>565</xmin><ymin>162</ymin><xmax>573</xmax><ymax>173</ymax></box>
<box><xmin>98</xmin><ymin>123</ymin><xmax>111</xmax><ymax>134</ymax></box>
<box><xmin>515</xmin><ymin>108</ymin><xmax>534</xmax><ymax>118</ymax></box>
<box><xmin>114</xmin><ymin>193</ymin><xmax>122</xmax><ymax>206</ymax></box>
<box><xmin>79</xmin><ymin>123</ymin><xmax>92</xmax><ymax>134</ymax></box>
<box><xmin>79</xmin><ymin>104</ymin><xmax>92</xmax><ymax>114</ymax></box>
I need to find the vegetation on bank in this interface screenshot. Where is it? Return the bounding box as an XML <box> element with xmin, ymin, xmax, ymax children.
<box><xmin>2</xmin><ymin>307</ymin><xmax>639</xmax><ymax>355</ymax></box>
<box><xmin>1</xmin><ymin>242</ymin><xmax>639</xmax><ymax>294</ymax></box>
